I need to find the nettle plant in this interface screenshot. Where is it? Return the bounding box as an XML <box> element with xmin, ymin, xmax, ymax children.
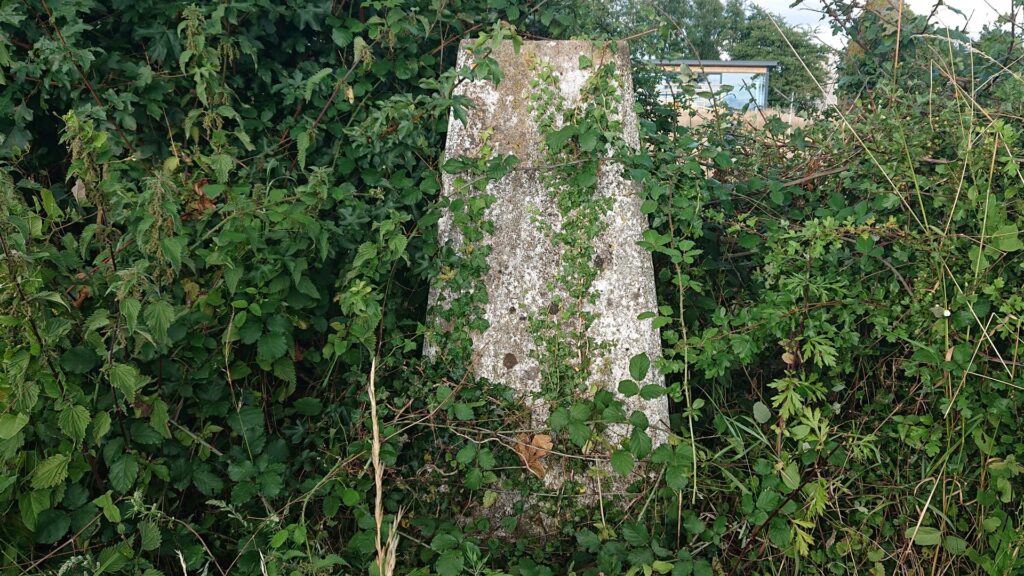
<box><xmin>1</xmin><ymin>0</ymin><xmax>1023</xmax><ymax>574</ymax></box>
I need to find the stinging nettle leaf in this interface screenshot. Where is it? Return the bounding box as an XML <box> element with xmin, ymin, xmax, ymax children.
<box><xmin>32</xmin><ymin>454</ymin><xmax>69</xmax><ymax>490</ymax></box>
<box><xmin>58</xmin><ymin>405</ymin><xmax>91</xmax><ymax>444</ymax></box>
<box><xmin>109</xmin><ymin>454</ymin><xmax>139</xmax><ymax>493</ymax></box>
<box><xmin>0</xmin><ymin>413</ymin><xmax>29</xmax><ymax>440</ymax></box>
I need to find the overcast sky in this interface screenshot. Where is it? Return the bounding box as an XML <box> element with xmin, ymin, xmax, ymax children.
<box><xmin>756</xmin><ymin>0</ymin><xmax>1018</xmax><ymax>48</ymax></box>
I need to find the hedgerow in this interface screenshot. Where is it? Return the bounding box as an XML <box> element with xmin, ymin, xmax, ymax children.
<box><xmin>0</xmin><ymin>0</ymin><xmax>1022</xmax><ymax>575</ymax></box>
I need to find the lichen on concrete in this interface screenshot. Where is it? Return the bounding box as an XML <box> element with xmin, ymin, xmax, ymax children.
<box><xmin>431</xmin><ymin>40</ymin><xmax>668</xmax><ymax>488</ymax></box>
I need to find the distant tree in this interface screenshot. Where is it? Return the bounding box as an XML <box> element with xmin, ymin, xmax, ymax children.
<box><xmin>565</xmin><ymin>0</ymin><xmax>739</xmax><ymax>59</ymax></box>
<box><xmin>726</xmin><ymin>6</ymin><xmax>831</xmax><ymax>110</ymax></box>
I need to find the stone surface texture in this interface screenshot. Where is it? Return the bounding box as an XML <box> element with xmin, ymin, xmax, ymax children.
<box><xmin>435</xmin><ymin>40</ymin><xmax>668</xmax><ymax>465</ymax></box>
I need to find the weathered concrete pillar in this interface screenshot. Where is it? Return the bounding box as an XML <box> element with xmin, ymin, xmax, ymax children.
<box><xmin>433</xmin><ymin>40</ymin><xmax>668</xmax><ymax>487</ymax></box>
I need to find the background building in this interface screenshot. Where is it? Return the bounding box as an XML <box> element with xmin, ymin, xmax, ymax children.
<box><xmin>651</xmin><ymin>59</ymin><xmax>778</xmax><ymax>109</ymax></box>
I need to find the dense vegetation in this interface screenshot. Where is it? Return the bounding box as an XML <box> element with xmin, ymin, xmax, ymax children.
<box><xmin>572</xmin><ymin>0</ymin><xmax>830</xmax><ymax>109</ymax></box>
<box><xmin>0</xmin><ymin>0</ymin><xmax>1022</xmax><ymax>575</ymax></box>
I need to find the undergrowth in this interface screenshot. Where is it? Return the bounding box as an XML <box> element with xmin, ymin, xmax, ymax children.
<box><xmin>0</xmin><ymin>0</ymin><xmax>1022</xmax><ymax>575</ymax></box>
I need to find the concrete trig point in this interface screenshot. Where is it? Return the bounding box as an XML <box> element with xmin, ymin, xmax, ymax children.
<box><xmin>433</xmin><ymin>40</ymin><xmax>668</xmax><ymax>493</ymax></box>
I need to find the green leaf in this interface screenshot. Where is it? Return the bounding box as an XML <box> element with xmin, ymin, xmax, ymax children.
<box><xmin>610</xmin><ymin>449</ymin><xmax>634</xmax><ymax>475</ymax></box>
<box><xmin>752</xmin><ymin>401</ymin><xmax>771</xmax><ymax>424</ymax></box>
<box><xmin>780</xmin><ymin>461</ymin><xmax>801</xmax><ymax>491</ymax></box>
<box><xmin>192</xmin><ymin>467</ymin><xmax>223</xmax><ymax>495</ymax></box>
<box><xmin>209</xmin><ymin>153</ymin><xmax>233</xmax><ymax>183</ymax></box>
<box><xmin>904</xmin><ymin>526</ymin><xmax>942</xmax><ymax>546</ymax></box>
<box><xmin>618</xmin><ymin>379</ymin><xmax>639</xmax><ymax>397</ymax></box>
<box><xmin>296</xmin><ymin>131</ymin><xmax>311</xmax><ymax>170</ymax></box>
<box><xmin>0</xmin><ymin>413</ymin><xmax>29</xmax><ymax>440</ymax></box>
<box><xmin>304</xmin><ymin>68</ymin><xmax>333</xmax><ymax>101</ymax></box>
<box><xmin>452</xmin><ymin>403</ymin><xmax>474</xmax><ymax>421</ymax></box>
<box><xmin>273</xmin><ymin>357</ymin><xmax>296</xmax><ymax>384</ymax></box>
<box><xmin>93</xmin><ymin>491</ymin><xmax>122</xmax><ymax>523</ymax></box>
<box><xmin>60</xmin><ymin>346</ymin><xmax>99</xmax><ymax>374</ymax></box>
<box><xmin>143</xmin><ymin>300</ymin><xmax>174</xmax><ymax>343</ymax></box>
<box><xmin>58</xmin><ymin>405</ymin><xmax>91</xmax><ymax>444</ymax></box>
<box><xmin>991</xmin><ymin>223</ymin><xmax>1022</xmax><ymax>251</ymax></box>
<box><xmin>622</xmin><ymin>523</ymin><xmax>648</xmax><ymax>546</ymax></box>
<box><xmin>258</xmin><ymin>332</ymin><xmax>288</xmax><ymax>362</ymax></box>
<box><xmin>629</xmin><ymin>353</ymin><xmax>650</xmax><ymax>381</ymax></box>
<box><xmin>639</xmin><ymin>384</ymin><xmax>665</xmax><ymax>400</ymax></box>
<box><xmin>109</xmin><ymin>455</ymin><xmax>139</xmax><ymax>493</ymax></box>
<box><xmin>683</xmin><ymin>513</ymin><xmax>705</xmax><ymax>536</ymax></box>
<box><xmin>293</xmin><ymin>397</ymin><xmax>323</xmax><ymax>416</ymax></box>
<box><xmin>35</xmin><ymin>509</ymin><xmax>70</xmax><ymax>544</ymax></box>
<box><xmin>456</xmin><ymin>443</ymin><xmax>477</xmax><ymax>465</ymax></box>
<box><xmin>92</xmin><ymin>411</ymin><xmax>112</xmax><ymax>444</ymax></box>
<box><xmin>942</xmin><ymin>535</ymin><xmax>969</xmax><ymax>555</ymax></box>
<box><xmin>270</xmin><ymin>529</ymin><xmax>289</xmax><ymax>548</ymax></box>
<box><xmin>579</xmin><ymin>129</ymin><xmax>598</xmax><ymax>152</ymax></box>
<box><xmin>32</xmin><ymin>454</ymin><xmax>69</xmax><ymax>490</ymax></box>
<box><xmin>120</xmin><ymin>298</ymin><xmax>141</xmax><ymax>332</ymax></box>
<box><xmin>767</xmin><ymin>517</ymin><xmax>790</xmax><ymax>548</ymax></box>
<box><xmin>109</xmin><ymin>363</ymin><xmax>144</xmax><ymax>402</ymax></box>
<box><xmin>435</xmin><ymin>550</ymin><xmax>464</xmax><ymax>576</ymax></box>
<box><xmin>982</xmin><ymin>516</ymin><xmax>1001</xmax><ymax>532</ymax></box>
<box><xmin>139</xmin><ymin>520</ymin><xmax>162</xmax><ymax>551</ymax></box>
<box><xmin>476</xmin><ymin>448</ymin><xmax>496</xmax><ymax>470</ymax></box>
<box><xmin>331</xmin><ymin>27</ymin><xmax>352</xmax><ymax>47</ymax></box>
<box><xmin>652</xmin><ymin>560</ymin><xmax>673</xmax><ymax>574</ymax></box>
<box><xmin>149</xmin><ymin>399</ymin><xmax>171</xmax><ymax>439</ymax></box>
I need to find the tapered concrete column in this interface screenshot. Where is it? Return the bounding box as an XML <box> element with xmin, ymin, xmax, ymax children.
<box><xmin>433</xmin><ymin>40</ymin><xmax>668</xmax><ymax>487</ymax></box>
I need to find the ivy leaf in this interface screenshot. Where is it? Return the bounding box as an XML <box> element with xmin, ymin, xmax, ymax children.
<box><xmin>32</xmin><ymin>454</ymin><xmax>69</xmax><ymax>490</ymax></box>
<box><xmin>109</xmin><ymin>455</ymin><xmax>139</xmax><ymax>493</ymax></box>
<box><xmin>629</xmin><ymin>352</ymin><xmax>650</xmax><ymax>381</ymax></box>
<box><xmin>0</xmin><ymin>413</ymin><xmax>29</xmax><ymax>440</ymax></box>
<box><xmin>57</xmin><ymin>405</ymin><xmax>91</xmax><ymax>444</ymax></box>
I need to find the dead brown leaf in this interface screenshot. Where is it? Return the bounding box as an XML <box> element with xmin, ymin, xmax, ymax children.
<box><xmin>183</xmin><ymin>179</ymin><xmax>217</xmax><ymax>220</ymax></box>
<box><xmin>514</xmin><ymin>433</ymin><xmax>553</xmax><ymax>479</ymax></box>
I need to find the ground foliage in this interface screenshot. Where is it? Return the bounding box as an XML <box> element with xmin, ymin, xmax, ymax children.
<box><xmin>0</xmin><ymin>0</ymin><xmax>1023</xmax><ymax>575</ymax></box>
